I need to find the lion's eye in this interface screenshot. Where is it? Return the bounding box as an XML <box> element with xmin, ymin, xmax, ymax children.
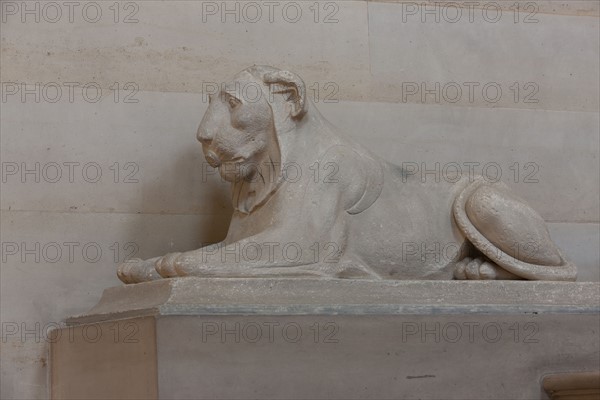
<box><xmin>228</xmin><ymin>96</ymin><xmax>241</xmax><ymax>109</ymax></box>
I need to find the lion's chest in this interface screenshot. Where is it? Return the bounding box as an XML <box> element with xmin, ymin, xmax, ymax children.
<box><xmin>225</xmin><ymin>178</ymin><xmax>310</xmax><ymax>242</ymax></box>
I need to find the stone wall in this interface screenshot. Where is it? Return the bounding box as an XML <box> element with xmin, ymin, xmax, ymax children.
<box><xmin>1</xmin><ymin>1</ymin><xmax>598</xmax><ymax>398</ymax></box>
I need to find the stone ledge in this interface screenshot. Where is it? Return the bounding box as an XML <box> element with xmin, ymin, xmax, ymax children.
<box><xmin>67</xmin><ymin>278</ymin><xmax>600</xmax><ymax>325</ymax></box>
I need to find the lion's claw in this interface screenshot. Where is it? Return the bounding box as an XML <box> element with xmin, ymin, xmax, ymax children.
<box><xmin>155</xmin><ymin>252</ymin><xmax>183</xmax><ymax>278</ymax></box>
<box><xmin>117</xmin><ymin>257</ymin><xmax>162</xmax><ymax>284</ymax></box>
<box><xmin>454</xmin><ymin>257</ymin><xmax>519</xmax><ymax>280</ymax></box>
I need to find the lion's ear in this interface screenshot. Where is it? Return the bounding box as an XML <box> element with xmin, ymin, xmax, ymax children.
<box><xmin>263</xmin><ymin>70</ymin><xmax>307</xmax><ymax>120</ymax></box>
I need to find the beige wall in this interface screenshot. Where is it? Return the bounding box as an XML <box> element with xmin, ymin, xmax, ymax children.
<box><xmin>1</xmin><ymin>1</ymin><xmax>599</xmax><ymax>398</ymax></box>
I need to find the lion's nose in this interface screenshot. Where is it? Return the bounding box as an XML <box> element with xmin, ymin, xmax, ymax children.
<box><xmin>197</xmin><ymin>117</ymin><xmax>217</xmax><ymax>144</ymax></box>
<box><xmin>197</xmin><ymin>126</ymin><xmax>212</xmax><ymax>144</ymax></box>
<box><xmin>205</xmin><ymin>149</ymin><xmax>221</xmax><ymax>168</ymax></box>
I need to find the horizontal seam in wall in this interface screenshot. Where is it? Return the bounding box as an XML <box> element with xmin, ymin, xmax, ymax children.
<box><xmin>365</xmin><ymin>0</ymin><xmax>600</xmax><ymax>18</ymax></box>
<box><xmin>2</xmin><ymin>86</ymin><xmax>599</xmax><ymax>115</ymax></box>
<box><xmin>0</xmin><ymin>209</ymin><xmax>232</xmax><ymax>217</ymax></box>
<box><xmin>1</xmin><ymin>209</ymin><xmax>598</xmax><ymax>224</ymax></box>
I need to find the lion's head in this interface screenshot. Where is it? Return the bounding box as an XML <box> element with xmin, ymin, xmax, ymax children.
<box><xmin>197</xmin><ymin>65</ymin><xmax>308</xmax><ymax>214</ymax></box>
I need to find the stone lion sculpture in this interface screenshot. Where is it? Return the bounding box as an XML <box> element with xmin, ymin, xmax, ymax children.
<box><xmin>118</xmin><ymin>65</ymin><xmax>577</xmax><ymax>283</ymax></box>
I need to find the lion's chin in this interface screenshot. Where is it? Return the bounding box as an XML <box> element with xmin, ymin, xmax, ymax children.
<box><xmin>218</xmin><ymin>169</ymin><xmax>241</xmax><ymax>183</ymax></box>
<box><xmin>218</xmin><ymin>161</ymin><xmax>251</xmax><ymax>183</ymax></box>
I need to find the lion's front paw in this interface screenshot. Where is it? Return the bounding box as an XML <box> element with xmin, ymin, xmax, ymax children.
<box><xmin>155</xmin><ymin>252</ymin><xmax>182</xmax><ymax>278</ymax></box>
<box><xmin>118</xmin><ymin>257</ymin><xmax>162</xmax><ymax>283</ymax></box>
<box><xmin>454</xmin><ymin>257</ymin><xmax>520</xmax><ymax>280</ymax></box>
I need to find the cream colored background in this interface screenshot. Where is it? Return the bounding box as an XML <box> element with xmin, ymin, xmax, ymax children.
<box><xmin>1</xmin><ymin>1</ymin><xmax>599</xmax><ymax>398</ymax></box>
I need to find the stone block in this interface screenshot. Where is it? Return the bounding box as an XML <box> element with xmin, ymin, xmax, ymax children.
<box><xmin>51</xmin><ymin>278</ymin><xmax>600</xmax><ymax>399</ymax></box>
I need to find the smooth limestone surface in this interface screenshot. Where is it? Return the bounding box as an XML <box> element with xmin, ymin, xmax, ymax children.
<box><xmin>2</xmin><ymin>1</ymin><xmax>599</xmax><ymax>399</ymax></box>
<box><xmin>3</xmin><ymin>2</ymin><xmax>599</xmax><ymax>111</ymax></box>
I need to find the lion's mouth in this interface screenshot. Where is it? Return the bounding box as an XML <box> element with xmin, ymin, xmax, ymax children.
<box><xmin>220</xmin><ymin>157</ymin><xmax>246</xmax><ymax>173</ymax></box>
<box><xmin>205</xmin><ymin>149</ymin><xmax>246</xmax><ymax>169</ymax></box>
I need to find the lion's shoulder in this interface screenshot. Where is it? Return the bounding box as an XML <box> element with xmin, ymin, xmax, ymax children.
<box><xmin>315</xmin><ymin>144</ymin><xmax>384</xmax><ymax>215</ymax></box>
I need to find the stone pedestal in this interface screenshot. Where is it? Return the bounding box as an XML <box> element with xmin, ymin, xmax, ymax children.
<box><xmin>51</xmin><ymin>279</ymin><xmax>600</xmax><ymax>399</ymax></box>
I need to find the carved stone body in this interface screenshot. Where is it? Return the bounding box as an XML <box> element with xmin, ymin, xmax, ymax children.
<box><xmin>118</xmin><ymin>65</ymin><xmax>576</xmax><ymax>283</ymax></box>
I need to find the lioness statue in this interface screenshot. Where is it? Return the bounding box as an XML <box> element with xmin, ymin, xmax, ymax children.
<box><xmin>118</xmin><ymin>65</ymin><xmax>576</xmax><ymax>283</ymax></box>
